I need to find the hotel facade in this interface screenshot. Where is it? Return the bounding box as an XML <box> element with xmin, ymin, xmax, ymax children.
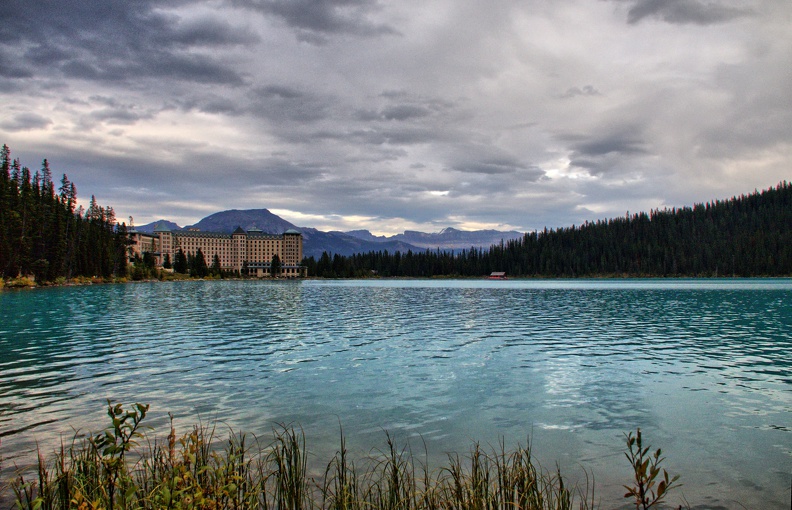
<box><xmin>129</xmin><ymin>224</ymin><xmax>305</xmax><ymax>277</ymax></box>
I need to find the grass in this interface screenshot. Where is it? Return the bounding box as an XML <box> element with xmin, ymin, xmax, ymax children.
<box><xmin>2</xmin><ymin>402</ymin><xmax>681</xmax><ymax>510</ymax></box>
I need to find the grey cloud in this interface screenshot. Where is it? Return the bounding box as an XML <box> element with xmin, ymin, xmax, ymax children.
<box><xmin>2</xmin><ymin>0</ymin><xmax>248</xmax><ymax>85</ymax></box>
<box><xmin>453</xmin><ymin>161</ymin><xmax>518</xmax><ymax>175</ymax></box>
<box><xmin>452</xmin><ymin>159</ymin><xmax>543</xmax><ymax>179</ymax></box>
<box><xmin>259</xmin><ymin>85</ymin><xmax>305</xmax><ymax>99</ymax></box>
<box><xmin>561</xmin><ymin>85</ymin><xmax>601</xmax><ymax>99</ymax></box>
<box><xmin>317</xmin><ymin>128</ymin><xmax>434</xmax><ymax>147</ymax></box>
<box><xmin>167</xmin><ymin>17</ymin><xmax>260</xmax><ymax>46</ymax></box>
<box><xmin>378</xmin><ymin>128</ymin><xmax>440</xmax><ymax>145</ymax></box>
<box><xmin>226</xmin><ymin>157</ymin><xmax>327</xmax><ymax>187</ymax></box>
<box><xmin>89</xmin><ymin>96</ymin><xmax>127</xmax><ymax>108</ymax></box>
<box><xmin>2</xmin><ymin>112</ymin><xmax>53</xmax><ymax>131</ymax></box>
<box><xmin>147</xmin><ymin>54</ymin><xmax>246</xmax><ymax>85</ymax></box>
<box><xmin>0</xmin><ymin>51</ymin><xmax>34</xmax><ymax>78</ymax></box>
<box><xmin>90</xmin><ymin>108</ymin><xmax>152</xmax><ymax>126</ymax></box>
<box><xmin>566</xmin><ymin>129</ymin><xmax>648</xmax><ymax>157</ymax></box>
<box><xmin>24</xmin><ymin>44</ymin><xmax>71</xmax><ymax>68</ymax></box>
<box><xmin>574</xmin><ymin>137</ymin><xmax>646</xmax><ymax>157</ymax></box>
<box><xmin>199</xmin><ymin>97</ymin><xmax>243</xmax><ymax>115</ymax></box>
<box><xmin>61</xmin><ymin>47</ymin><xmax>246</xmax><ymax>85</ymax></box>
<box><xmin>354</xmin><ymin>109</ymin><xmax>382</xmax><ymax>121</ymax></box>
<box><xmin>621</xmin><ymin>0</ymin><xmax>752</xmax><ymax>25</ymax></box>
<box><xmin>568</xmin><ymin>157</ymin><xmax>604</xmax><ymax>172</ymax></box>
<box><xmin>381</xmin><ymin>105</ymin><xmax>431</xmax><ymax>121</ymax></box>
<box><xmin>563</xmin><ymin>130</ymin><xmax>650</xmax><ymax>176</ymax></box>
<box><xmin>249</xmin><ymin>87</ymin><xmax>329</xmax><ymax>123</ymax></box>
<box><xmin>60</xmin><ymin>60</ymin><xmax>124</xmax><ymax>82</ymax></box>
<box><xmin>238</xmin><ymin>0</ymin><xmax>398</xmax><ymax>41</ymax></box>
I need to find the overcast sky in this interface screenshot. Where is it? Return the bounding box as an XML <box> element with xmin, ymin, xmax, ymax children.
<box><xmin>1</xmin><ymin>0</ymin><xmax>790</xmax><ymax>234</ymax></box>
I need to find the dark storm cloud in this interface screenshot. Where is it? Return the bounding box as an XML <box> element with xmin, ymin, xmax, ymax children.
<box><xmin>57</xmin><ymin>53</ymin><xmax>245</xmax><ymax>85</ymax></box>
<box><xmin>0</xmin><ymin>52</ymin><xmax>34</xmax><ymax>79</ymax></box>
<box><xmin>148</xmin><ymin>54</ymin><xmax>247</xmax><ymax>85</ymax></box>
<box><xmin>237</xmin><ymin>0</ymin><xmax>398</xmax><ymax>41</ymax></box>
<box><xmin>620</xmin><ymin>0</ymin><xmax>752</xmax><ymax>25</ymax></box>
<box><xmin>564</xmin><ymin>130</ymin><xmax>650</xmax><ymax>175</ymax></box>
<box><xmin>1</xmin><ymin>113</ymin><xmax>53</xmax><ymax>131</ymax></box>
<box><xmin>0</xmin><ymin>0</ymin><xmax>250</xmax><ymax>85</ymax></box>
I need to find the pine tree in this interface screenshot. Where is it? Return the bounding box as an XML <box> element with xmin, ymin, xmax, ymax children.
<box><xmin>191</xmin><ymin>248</ymin><xmax>208</xmax><ymax>277</ymax></box>
<box><xmin>270</xmin><ymin>253</ymin><xmax>281</xmax><ymax>276</ymax></box>
<box><xmin>174</xmin><ymin>249</ymin><xmax>188</xmax><ymax>273</ymax></box>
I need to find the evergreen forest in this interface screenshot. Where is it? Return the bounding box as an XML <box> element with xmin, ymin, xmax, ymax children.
<box><xmin>0</xmin><ymin>145</ymin><xmax>129</xmax><ymax>283</ymax></box>
<box><xmin>304</xmin><ymin>181</ymin><xmax>792</xmax><ymax>278</ymax></box>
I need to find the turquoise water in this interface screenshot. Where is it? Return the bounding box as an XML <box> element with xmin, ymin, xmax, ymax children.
<box><xmin>1</xmin><ymin>279</ymin><xmax>790</xmax><ymax>508</ymax></box>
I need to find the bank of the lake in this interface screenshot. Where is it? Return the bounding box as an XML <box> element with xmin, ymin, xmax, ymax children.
<box><xmin>1</xmin><ymin>279</ymin><xmax>790</xmax><ymax>509</ymax></box>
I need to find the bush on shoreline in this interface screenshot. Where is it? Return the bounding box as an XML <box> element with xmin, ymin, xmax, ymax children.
<box><xmin>2</xmin><ymin>402</ymin><xmax>682</xmax><ymax>510</ymax></box>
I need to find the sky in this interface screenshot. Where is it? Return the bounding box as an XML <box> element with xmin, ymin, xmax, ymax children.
<box><xmin>1</xmin><ymin>0</ymin><xmax>790</xmax><ymax>235</ymax></box>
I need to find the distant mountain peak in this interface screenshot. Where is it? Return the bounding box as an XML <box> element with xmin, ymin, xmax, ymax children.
<box><xmin>185</xmin><ymin>208</ymin><xmax>297</xmax><ymax>234</ymax></box>
<box><xmin>135</xmin><ymin>219</ymin><xmax>181</xmax><ymax>233</ymax></box>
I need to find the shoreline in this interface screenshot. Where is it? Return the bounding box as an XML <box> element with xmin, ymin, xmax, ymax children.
<box><xmin>4</xmin><ymin>272</ymin><xmax>792</xmax><ymax>292</ymax></box>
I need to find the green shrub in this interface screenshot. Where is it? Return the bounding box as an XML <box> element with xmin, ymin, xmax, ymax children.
<box><xmin>5</xmin><ymin>276</ymin><xmax>36</xmax><ymax>288</ymax></box>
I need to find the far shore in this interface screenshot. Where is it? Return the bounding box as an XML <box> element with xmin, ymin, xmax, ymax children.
<box><xmin>4</xmin><ymin>271</ymin><xmax>792</xmax><ymax>292</ymax></box>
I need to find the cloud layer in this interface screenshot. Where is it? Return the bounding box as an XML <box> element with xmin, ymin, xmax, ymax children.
<box><xmin>1</xmin><ymin>0</ymin><xmax>790</xmax><ymax>234</ymax></box>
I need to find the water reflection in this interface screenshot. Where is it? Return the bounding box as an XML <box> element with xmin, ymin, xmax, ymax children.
<box><xmin>1</xmin><ymin>279</ymin><xmax>790</xmax><ymax>509</ymax></box>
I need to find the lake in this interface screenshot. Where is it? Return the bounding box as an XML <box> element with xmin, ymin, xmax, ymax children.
<box><xmin>1</xmin><ymin>279</ymin><xmax>790</xmax><ymax>508</ymax></box>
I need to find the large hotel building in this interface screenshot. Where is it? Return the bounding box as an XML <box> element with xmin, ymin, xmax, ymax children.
<box><xmin>129</xmin><ymin>224</ymin><xmax>305</xmax><ymax>277</ymax></box>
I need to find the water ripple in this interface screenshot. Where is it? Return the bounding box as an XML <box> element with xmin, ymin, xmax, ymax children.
<box><xmin>1</xmin><ymin>279</ymin><xmax>791</xmax><ymax>509</ymax></box>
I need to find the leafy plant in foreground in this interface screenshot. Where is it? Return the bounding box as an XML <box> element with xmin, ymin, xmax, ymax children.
<box><xmin>623</xmin><ymin>428</ymin><xmax>680</xmax><ymax>510</ymax></box>
<box><xmin>90</xmin><ymin>401</ymin><xmax>150</xmax><ymax>509</ymax></box>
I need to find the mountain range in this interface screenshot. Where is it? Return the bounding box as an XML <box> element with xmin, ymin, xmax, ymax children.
<box><xmin>135</xmin><ymin>209</ymin><xmax>524</xmax><ymax>259</ymax></box>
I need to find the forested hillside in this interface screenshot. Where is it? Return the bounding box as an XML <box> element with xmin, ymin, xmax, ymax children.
<box><xmin>305</xmin><ymin>182</ymin><xmax>792</xmax><ymax>277</ymax></box>
<box><xmin>0</xmin><ymin>145</ymin><xmax>128</xmax><ymax>282</ymax></box>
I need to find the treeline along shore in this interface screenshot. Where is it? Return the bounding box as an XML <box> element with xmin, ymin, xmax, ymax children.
<box><xmin>0</xmin><ymin>145</ymin><xmax>128</xmax><ymax>285</ymax></box>
<box><xmin>305</xmin><ymin>181</ymin><xmax>792</xmax><ymax>278</ymax></box>
<box><xmin>2</xmin><ymin>143</ymin><xmax>791</xmax><ymax>285</ymax></box>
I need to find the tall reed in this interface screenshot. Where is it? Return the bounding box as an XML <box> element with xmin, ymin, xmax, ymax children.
<box><xmin>8</xmin><ymin>402</ymin><xmax>672</xmax><ymax>510</ymax></box>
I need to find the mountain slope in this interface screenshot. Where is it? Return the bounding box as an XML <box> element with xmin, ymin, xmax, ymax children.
<box><xmin>186</xmin><ymin>209</ymin><xmax>297</xmax><ymax>234</ymax></box>
<box><xmin>135</xmin><ymin>219</ymin><xmax>181</xmax><ymax>233</ymax></box>
<box><xmin>299</xmin><ymin>228</ymin><xmax>421</xmax><ymax>258</ymax></box>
